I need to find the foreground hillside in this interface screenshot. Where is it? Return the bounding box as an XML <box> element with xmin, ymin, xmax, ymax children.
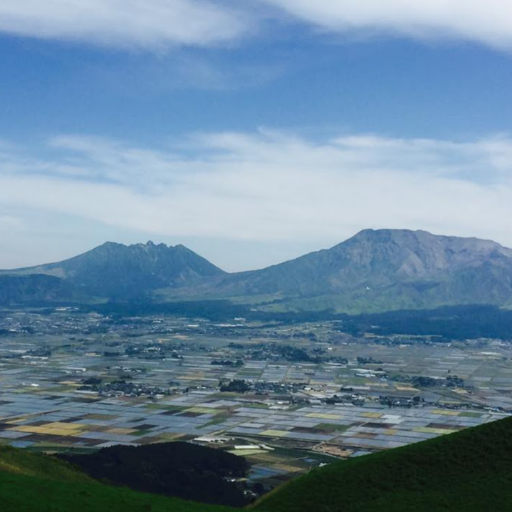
<box><xmin>3</xmin><ymin>417</ymin><xmax>512</xmax><ymax>512</ymax></box>
<box><xmin>254</xmin><ymin>416</ymin><xmax>512</xmax><ymax>512</ymax></box>
<box><xmin>0</xmin><ymin>446</ymin><xmax>231</xmax><ymax>512</ymax></box>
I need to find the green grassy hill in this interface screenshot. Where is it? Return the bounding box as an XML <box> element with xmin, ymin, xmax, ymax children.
<box><xmin>3</xmin><ymin>417</ymin><xmax>512</xmax><ymax>512</ymax></box>
<box><xmin>0</xmin><ymin>446</ymin><xmax>232</xmax><ymax>512</ymax></box>
<box><xmin>254</xmin><ymin>416</ymin><xmax>512</xmax><ymax>512</ymax></box>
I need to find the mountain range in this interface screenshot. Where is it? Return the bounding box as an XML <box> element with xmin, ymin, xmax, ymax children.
<box><xmin>2</xmin><ymin>229</ymin><xmax>512</xmax><ymax>313</ymax></box>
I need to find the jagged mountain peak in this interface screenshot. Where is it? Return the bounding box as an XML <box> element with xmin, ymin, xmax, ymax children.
<box><xmin>97</xmin><ymin>240</ymin><xmax>173</xmax><ymax>250</ymax></box>
<box><xmin>5</xmin><ymin>240</ymin><xmax>225</xmax><ymax>300</ymax></box>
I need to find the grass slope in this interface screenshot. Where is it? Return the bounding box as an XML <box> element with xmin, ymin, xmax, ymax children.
<box><xmin>0</xmin><ymin>446</ymin><xmax>232</xmax><ymax>512</ymax></box>
<box><xmin>254</xmin><ymin>416</ymin><xmax>512</xmax><ymax>512</ymax></box>
<box><xmin>0</xmin><ymin>445</ymin><xmax>93</xmax><ymax>482</ymax></box>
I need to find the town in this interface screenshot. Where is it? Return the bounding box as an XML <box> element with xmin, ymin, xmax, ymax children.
<box><xmin>1</xmin><ymin>307</ymin><xmax>511</xmax><ymax>489</ymax></box>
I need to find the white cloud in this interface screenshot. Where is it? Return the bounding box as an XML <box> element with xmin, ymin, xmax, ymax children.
<box><xmin>2</xmin><ymin>130</ymin><xmax>512</xmax><ymax>270</ymax></box>
<box><xmin>2</xmin><ymin>1</ymin><xmax>512</xmax><ymax>51</ymax></box>
<box><xmin>0</xmin><ymin>0</ymin><xmax>249</xmax><ymax>49</ymax></box>
<box><xmin>0</xmin><ymin>215</ymin><xmax>25</xmax><ymax>232</ymax></box>
<box><xmin>263</xmin><ymin>0</ymin><xmax>512</xmax><ymax>50</ymax></box>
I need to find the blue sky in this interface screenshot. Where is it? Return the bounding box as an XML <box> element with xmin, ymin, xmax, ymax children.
<box><xmin>2</xmin><ymin>1</ymin><xmax>512</xmax><ymax>271</ymax></box>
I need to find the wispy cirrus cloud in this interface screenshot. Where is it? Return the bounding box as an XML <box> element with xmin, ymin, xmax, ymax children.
<box><xmin>2</xmin><ymin>1</ymin><xmax>512</xmax><ymax>51</ymax></box>
<box><xmin>0</xmin><ymin>0</ymin><xmax>250</xmax><ymax>49</ymax></box>
<box><xmin>2</xmin><ymin>129</ymin><xmax>512</xmax><ymax>270</ymax></box>
<box><xmin>263</xmin><ymin>0</ymin><xmax>512</xmax><ymax>50</ymax></box>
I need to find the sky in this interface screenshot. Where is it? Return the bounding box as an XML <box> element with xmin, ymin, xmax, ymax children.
<box><xmin>1</xmin><ymin>1</ymin><xmax>512</xmax><ymax>271</ymax></box>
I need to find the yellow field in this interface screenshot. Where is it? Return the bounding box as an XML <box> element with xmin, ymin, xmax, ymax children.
<box><xmin>6</xmin><ymin>417</ymin><xmax>31</xmax><ymax>424</ymax></box>
<box><xmin>273</xmin><ymin>464</ymin><xmax>303</xmax><ymax>473</ymax></box>
<box><xmin>362</xmin><ymin>412</ymin><xmax>383</xmax><ymax>419</ymax></box>
<box><xmin>396</xmin><ymin>386</ymin><xmax>418</xmax><ymax>392</ymax></box>
<box><xmin>106</xmin><ymin>428</ymin><xmax>137</xmax><ymax>435</ymax></box>
<box><xmin>306</xmin><ymin>413</ymin><xmax>341</xmax><ymax>420</ymax></box>
<box><xmin>414</xmin><ymin>427</ymin><xmax>458</xmax><ymax>435</ymax></box>
<box><xmin>10</xmin><ymin>422</ymin><xmax>89</xmax><ymax>437</ymax></box>
<box><xmin>187</xmin><ymin>407</ymin><xmax>217</xmax><ymax>414</ymax></box>
<box><xmin>158</xmin><ymin>433</ymin><xmax>185</xmax><ymax>441</ymax></box>
<box><xmin>248</xmin><ymin>453</ymin><xmax>281</xmax><ymax>463</ymax></box>
<box><xmin>229</xmin><ymin>449</ymin><xmax>265</xmax><ymax>456</ymax></box>
<box><xmin>260</xmin><ymin>430</ymin><xmax>289</xmax><ymax>437</ymax></box>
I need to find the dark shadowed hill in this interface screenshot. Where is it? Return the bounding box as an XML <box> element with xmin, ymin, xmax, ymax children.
<box><xmin>60</xmin><ymin>442</ymin><xmax>249</xmax><ymax>507</ymax></box>
<box><xmin>0</xmin><ymin>445</ymin><xmax>231</xmax><ymax>512</ymax></box>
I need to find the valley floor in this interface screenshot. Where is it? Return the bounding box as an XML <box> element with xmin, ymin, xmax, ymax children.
<box><xmin>1</xmin><ymin>310</ymin><xmax>512</xmax><ymax>489</ymax></box>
